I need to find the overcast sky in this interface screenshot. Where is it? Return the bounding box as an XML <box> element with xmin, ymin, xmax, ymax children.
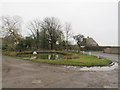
<box><xmin>0</xmin><ymin>0</ymin><xmax>118</xmax><ymax>46</ymax></box>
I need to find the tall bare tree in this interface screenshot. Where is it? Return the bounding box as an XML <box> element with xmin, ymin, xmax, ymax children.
<box><xmin>0</xmin><ymin>16</ymin><xmax>22</xmax><ymax>43</ymax></box>
<box><xmin>41</xmin><ymin>17</ymin><xmax>62</xmax><ymax>50</ymax></box>
<box><xmin>65</xmin><ymin>22</ymin><xmax>72</xmax><ymax>50</ymax></box>
<box><xmin>27</xmin><ymin>19</ymin><xmax>41</xmax><ymax>49</ymax></box>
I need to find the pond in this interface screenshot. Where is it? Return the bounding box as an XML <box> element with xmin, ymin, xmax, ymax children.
<box><xmin>18</xmin><ymin>53</ymin><xmax>65</xmax><ymax>60</ymax></box>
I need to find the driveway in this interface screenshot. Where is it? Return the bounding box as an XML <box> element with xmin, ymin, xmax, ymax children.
<box><xmin>2</xmin><ymin>56</ymin><xmax>118</xmax><ymax>88</ymax></box>
<box><xmin>83</xmin><ymin>51</ymin><xmax>119</xmax><ymax>62</ymax></box>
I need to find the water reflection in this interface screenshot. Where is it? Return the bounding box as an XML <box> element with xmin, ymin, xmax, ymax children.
<box><xmin>37</xmin><ymin>54</ymin><xmax>63</xmax><ymax>60</ymax></box>
<box><xmin>30</xmin><ymin>54</ymin><xmax>63</xmax><ymax>60</ymax></box>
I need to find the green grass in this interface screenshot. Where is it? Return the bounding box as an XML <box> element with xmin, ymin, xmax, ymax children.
<box><xmin>17</xmin><ymin>53</ymin><xmax>111</xmax><ymax>67</ymax></box>
<box><xmin>4</xmin><ymin>51</ymin><xmax>112</xmax><ymax>66</ymax></box>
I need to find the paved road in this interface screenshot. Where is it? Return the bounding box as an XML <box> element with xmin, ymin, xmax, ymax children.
<box><xmin>2</xmin><ymin>55</ymin><xmax>118</xmax><ymax>88</ymax></box>
<box><xmin>83</xmin><ymin>51</ymin><xmax>119</xmax><ymax>62</ymax></box>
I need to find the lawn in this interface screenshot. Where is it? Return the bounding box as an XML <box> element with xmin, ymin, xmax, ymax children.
<box><xmin>4</xmin><ymin>51</ymin><xmax>112</xmax><ymax>66</ymax></box>
<box><xmin>15</xmin><ymin>51</ymin><xmax>112</xmax><ymax>67</ymax></box>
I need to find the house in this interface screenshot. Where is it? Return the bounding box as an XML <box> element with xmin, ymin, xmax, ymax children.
<box><xmin>81</xmin><ymin>36</ymin><xmax>99</xmax><ymax>47</ymax></box>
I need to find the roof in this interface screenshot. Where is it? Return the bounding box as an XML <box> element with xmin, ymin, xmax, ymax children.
<box><xmin>82</xmin><ymin>37</ymin><xmax>98</xmax><ymax>46</ymax></box>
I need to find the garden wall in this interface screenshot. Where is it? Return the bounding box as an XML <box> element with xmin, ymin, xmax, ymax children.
<box><xmin>103</xmin><ymin>47</ymin><xmax>120</xmax><ymax>54</ymax></box>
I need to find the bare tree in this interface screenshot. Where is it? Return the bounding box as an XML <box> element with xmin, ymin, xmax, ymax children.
<box><xmin>64</xmin><ymin>22</ymin><xmax>72</xmax><ymax>50</ymax></box>
<box><xmin>0</xmin><ymin>16</ymin><xmax>22</xmax><ymax>43</ymax></box>
<box><xmin>41</xmin><ymin>17</ymin><xmax>62</xmax><ymax>50</ymax></box>
<box><xmin>27</xmin><ymin>19</ymin><xmax>41</xmax><ymax>39</ymax></box>
<box><xmin>27</xmin><ymin>18</ymin><xmax>41</xmax><ymax>49</ymax></box>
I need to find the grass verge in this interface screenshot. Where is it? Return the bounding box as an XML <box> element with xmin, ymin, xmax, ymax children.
<box><xmin>3</xmin><ymin>51</ymin><xmax>112</xmax><ymax>67</ymax></box>
<box><xmin>14</xmin><ymin>51</ymin><xmax>112</xmax><ymax>67</ymax></box>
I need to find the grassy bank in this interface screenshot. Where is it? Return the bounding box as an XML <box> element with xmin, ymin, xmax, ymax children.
<box><xmin>3</xmin><ymin>51</ymin><xmax>112</xmax><ymax>66</ymax></box>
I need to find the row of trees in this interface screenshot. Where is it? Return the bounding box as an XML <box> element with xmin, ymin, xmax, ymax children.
<box><xmin>1</xmin><ymin>16</ymin><xmax>84</xmax><ymax>51</ymax></box>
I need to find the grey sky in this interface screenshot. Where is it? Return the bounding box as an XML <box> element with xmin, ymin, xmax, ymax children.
<box><xmin>1</xmin><ymin>0</ymin><xmax>118</xmax><ymax>46</ymax></box>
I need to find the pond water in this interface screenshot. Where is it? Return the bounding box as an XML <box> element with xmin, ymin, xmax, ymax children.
<box><xmin>19</xmin><ymin>53</ymin><xmax>64</xmax><ymax>60</ymax></box>
<box><xmin>36</xmin><ymin>54</ymin><xmax>64</xmax><ymax>60</ymax></box>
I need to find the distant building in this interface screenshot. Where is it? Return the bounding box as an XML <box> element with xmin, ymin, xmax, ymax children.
<box><xmin>81</xmin><ymin>36</ymin><xmax>99</xmax><ymax>47</ymax></box>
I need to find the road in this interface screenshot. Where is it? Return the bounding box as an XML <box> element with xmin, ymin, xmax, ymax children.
<box><xmin>83</xmin><ymin>51</ymin><xmax>119</xmax><ymax>62</ymax></box>
<box><xmin>2</xmin><ymin>53</ymin><xmax>119</xmax><ymax>88</ymax></box>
